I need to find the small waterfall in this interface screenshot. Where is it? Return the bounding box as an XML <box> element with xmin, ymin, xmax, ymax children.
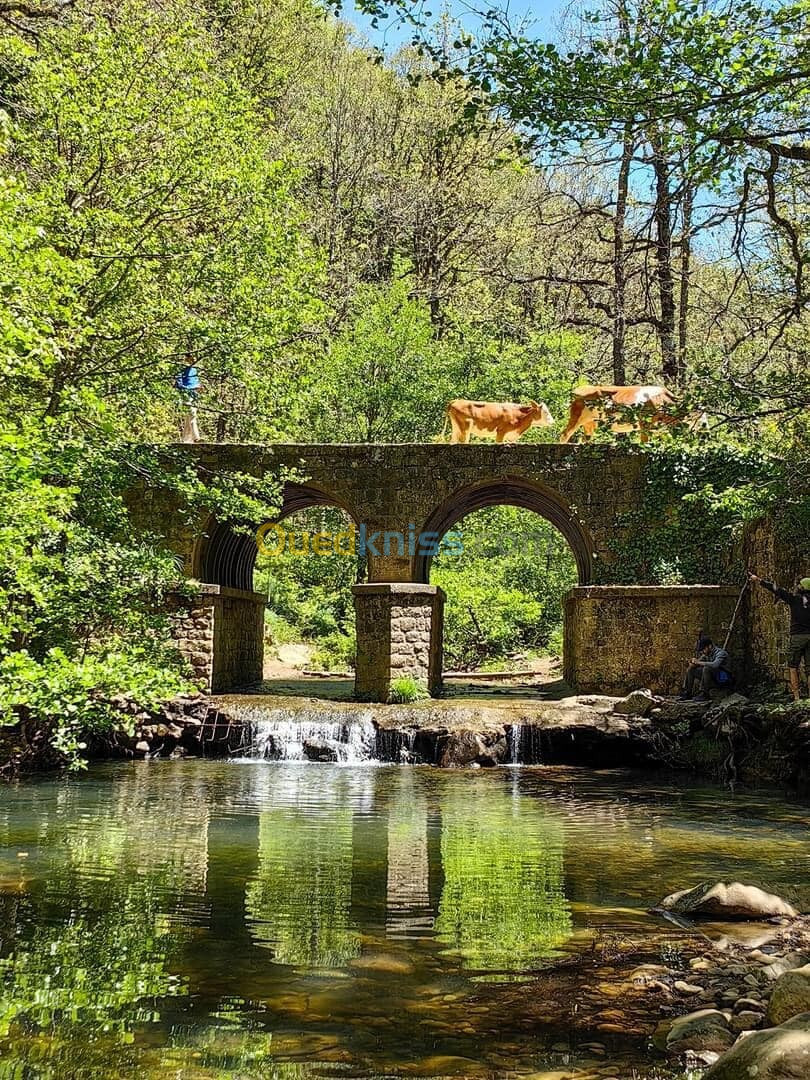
<box><xmin>506</xmin><ymin>724</ymin><xmax>543</xmax><ymax>765</ymax></box>
<box><xmin>216</xmin><ymin>697</ymin><xmax>545</xmax><ymax>767</ymax></box>
<box><xmin>507</xmin><ymin>724</ymin><xmax>522</xmax><ymax>765</ymax></box>
<box><xmin>249</xmin><ymin>717</ymin><xmax>377</xmax><ymax>763</ymax></box>
<box><xmin>223</xmin><ymin>702</ymin><xmax>423</xmax><ymax>765</ymax></box>
<box><xmin>375</xmin><ymin>727</ymin><xmax>416</xmax><ymax>764</ymax></box>
<box><xmin>224</xmin><ymin>703</ymin><xmax>379</xmax><ymax>763</ymax></box>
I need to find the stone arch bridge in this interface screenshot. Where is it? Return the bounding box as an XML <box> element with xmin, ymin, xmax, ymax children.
<box><xmin>133</xmin><ymin>444</ymin><xmax>741</xmax><ymax>699</ymax></box>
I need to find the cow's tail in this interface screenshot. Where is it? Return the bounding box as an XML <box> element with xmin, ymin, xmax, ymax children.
<box><xmin>435</xmin><ymin>408</ymin><xmax>450</xmax><ymax>442</ymax></box>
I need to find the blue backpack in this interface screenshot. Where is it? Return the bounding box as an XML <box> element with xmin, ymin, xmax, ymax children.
<box><xmin>175</xmin><ymin>365</ymin><xmax>200</xmax><ymax>392</ymax></box>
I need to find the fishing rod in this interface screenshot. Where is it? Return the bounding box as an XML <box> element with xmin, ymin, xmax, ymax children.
<box><xmin>722</xmin><ymin>569</ymin><xmax>750</xmax><ymax>652</ymax></box>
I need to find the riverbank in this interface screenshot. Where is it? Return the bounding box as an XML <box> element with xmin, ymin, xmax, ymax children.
<box><xmin>478</xmin><ymin>905</ymin><xmax>810</xmax><ymax>1077</ymax></box>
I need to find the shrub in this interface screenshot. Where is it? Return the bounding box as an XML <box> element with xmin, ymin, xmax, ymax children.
<box><xmin>388</xmin><ymin>677</ymin><xmax>429</xmax><ymax>704</ymax></box>
<box><xmin>309</xmin><ymin>629</ymin><xmax>356</xmax><ymax>672</ymax></box>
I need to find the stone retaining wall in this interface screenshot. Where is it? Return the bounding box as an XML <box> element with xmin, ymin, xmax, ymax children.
<box><xmin>564</xmin><ymin>585</ymin><xmax>744</xmax><ymax>695</ymax></box>
<box><xmin>744</xmin><ymin>518</ymin><xmax>810</xmax><ymax>687</ymax></box>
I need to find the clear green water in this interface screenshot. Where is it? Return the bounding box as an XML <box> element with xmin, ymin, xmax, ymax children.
<box><xmin>0</xmin><ymin>762</ymin><xmax>808</xmax><ymax>1078</ymax></box>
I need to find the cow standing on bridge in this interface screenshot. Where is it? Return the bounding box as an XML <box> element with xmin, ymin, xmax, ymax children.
<box><xmin>440</xmin><ymin>399</ymin><xmax>555</xmax><ymax>444</ymax></box>
<box><xmin>559</xmin><ymin>384</ymin><xmax>706</xmax><ymax>443</ymax></box>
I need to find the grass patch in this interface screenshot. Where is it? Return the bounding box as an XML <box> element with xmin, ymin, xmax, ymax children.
<box><xmin>388</xmin><ymin>677</ymin><xmax>429</xmax><ymax>704</ymax></box>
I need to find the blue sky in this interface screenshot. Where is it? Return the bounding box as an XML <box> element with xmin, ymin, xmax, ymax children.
<box><xmin>342</xmin><ymin>0</ymin><xmax>737</xmax><ymax>254</ymax></box>
<box><xmin>346</xmin><ymin>1</ymin><xmax>561</xmax><ymax>50</ymax></box>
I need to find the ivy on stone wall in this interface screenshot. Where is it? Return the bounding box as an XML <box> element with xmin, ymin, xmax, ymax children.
<box><xmin>598</xmin><ymin>444</ymin><xmax>780</xmax><ymax>585</ymax></box>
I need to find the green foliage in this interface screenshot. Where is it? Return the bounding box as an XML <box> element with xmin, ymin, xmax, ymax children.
<box><xmin>0</xmin><ymin>420</ymin><xmax>285</xmax><ymax>769</ymax></box>
<box><xmin>388</xmin><ymin>676</ymin><xmax>429</xmax><ymax>703</ymax></box>
<box><xmin>306</xmin><ymin>271</ymin><xmax>448</xmax><ymax>441</ymax></box>
<box><xmin>310</xmin><ymin>628</ymin><xmax>356</xmax><ymax>672</ymax></box>
<box><xmin>0</xmin><ymin>422</ymin><xmax>193</xmax><ymax>765</ymax></box>
<box><xmin>0</xmin><ymin>0</ymin><xmax>312</xmax><ymax>763</ymax></box>
<box><xmin>433</xmin><ymin>507</ymin><xmax>578</xmax><ymax>669</ymax></box>
<box><xmin>601</xmin><ymin>444</ymin><xmax>779</xmax><ymax>584</ymax></box>
<box><xmin>0</xmin><ymin>0</ymin><xmax>322</xmax><ymax>438</ymax></box>
<box><xmin>258</xmin><ymin>507</ymin><xmax>360</xmax><ymax>670</ymax></box>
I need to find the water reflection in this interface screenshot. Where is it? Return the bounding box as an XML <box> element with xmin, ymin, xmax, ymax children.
<box><xmin>246</xmin><ymin>803</ymin><xmax>360</xmax><ymax>966</ymax></box>
<box><xmin>0</xmin><ymin>883</ymin><xmax>186</xmax><ymax>1037</ymax></box>
<box><xmin>435</xmin><ymin>782</ymin><xmax>570</xmax><ymax>972</ymax></box>
<box><xmin>385</xmin><ymin>770</ymin><xmax>432</xmax><ymax>937</ymax></box>
<box><xmin>0</xmin><ymin>762</ymin><xmax>806</xmax><ymax>1078</ymax></box>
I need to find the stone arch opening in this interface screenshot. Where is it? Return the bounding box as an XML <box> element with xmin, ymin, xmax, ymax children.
<box><xmin>402</xmin><ymin>478</ymin><xmax>596</xmax><ymax>691</ymax></box>
<box><xmin>412</xmin><ymin>478</ymin><xmax>595</xmax><ymax>586</ymax></box>
<box><xmin>188</xmin><ymin>483</ymin><xmax>360</xmax><ymax>692</ymax></box>
<box><xmin>193</xmin><ymin>482</ymin><xmax>359</xmax><ymax>589</ymax></box>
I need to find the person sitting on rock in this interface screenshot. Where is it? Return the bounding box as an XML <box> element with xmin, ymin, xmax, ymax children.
<box><xmin>679</xmin><ymin>635</ymin><xmax>731</xmax><ymax>702</ymax></box>
<box><xmin>749</xmin><ymin>573</ymin><xmax>810</xmax><ymax>702</ymax></box>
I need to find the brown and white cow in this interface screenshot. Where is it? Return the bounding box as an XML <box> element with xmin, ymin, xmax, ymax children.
<box><xmin>559</xmin><ymin>385</ymin><xmax>705</xmax><ymax>443</ymax></box>
<box><xmin>440</xmin><ymin>398</ymin><xmax>555</xmax><ymax>444</ymax></box>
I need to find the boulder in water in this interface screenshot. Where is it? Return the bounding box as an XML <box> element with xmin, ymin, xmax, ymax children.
<box><xmin>438</xmin><ymin>731</ymin><xmax>485</xmax><ymax>768</ymax></box>
<box><xmin>660</xmin><ymin>882</ymin><xmax>799</xmax><ymax>921</ymax></box>
<box><xmin>303</xmin><ymin>740</ymin><xmax>339</xmax><ymax>762</ymax></box>
<box><xmin>437</xmin><ymin>731</ymin><xmax>507</xmax><ymax>768</ymax></box>
<box><xmin>768</xmin><ymin>965</ymin><xmax>810</xmax><ymax>1025</ymax></box>
<box><xmin>704</xmin><ymin>1013</ymin><xmax>810</xmax><ymax>1079</ymax></box>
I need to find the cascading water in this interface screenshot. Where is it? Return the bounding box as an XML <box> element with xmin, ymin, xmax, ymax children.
<box><xmin>259</xmin><ymin>718</ymin><xmax>376</xmax><ymax>763</ymax></box>
<box><xmin>507</xmin><ymin>724</ymin><xmax>522</xmax><ymax>765</ymax></box>
<box><xmin>506</xmin><ymin>724</ymin><xmax>543</xmax><ymax>765</ymax></box>
<box><xmin>240</xmin><ymin>709</ymin><xmax>377</xmax><ymax>763</ymax></box>
<box><xmin>215</xmin><ymin>697</ymin><xmax>544</xmax><ymax>766</ymax></box>
<box><xmin>221</xmin><ymin>701</ymin><xmax>418</xmax><ymax>764</ymax></box>
<box><xmin>375</xmin><ymin>727</ymin><xmax>417</xmax><ymax>764</ymax></box>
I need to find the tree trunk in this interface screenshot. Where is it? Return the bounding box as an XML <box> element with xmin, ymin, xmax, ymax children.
<box><xmin>678</xmin><ymin>177</ymin><xmax>694</xmax><ymax>374</ymax></box>
<box><xmin>43</xmin><ymin>369</ymin><xmax>67</xmax><ymax>418</ymax></box>
<box><xmin>649</xmin><ymin>128</ymin><xmax>678</xmax><ymax>382</ymax></box>
<box><xmin>612</xmin><ymin>123</ymin><xmax>633</xmax><ymax>385</ymax></box>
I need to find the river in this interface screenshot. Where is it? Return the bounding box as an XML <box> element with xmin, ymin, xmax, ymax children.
<box><xmin>0</xmin><ymin>762</ymin><xmax>808</xmax><ymax>1078</ymax></box>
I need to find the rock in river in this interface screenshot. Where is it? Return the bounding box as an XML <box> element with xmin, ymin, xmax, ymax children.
<box><xmin>768</xmin><ymin>965</ymin><xmax>810</xmax><ymax>1026</ymax></box>
<box><xmin>705</xmin><ymin>1013</ymin><xmax>810</xmax><ymax>1079</ymax></box>
<box><xmin>666</xmin><ymin>1009</ymin><xmax>735</xmax><ymax>1055</ymax></box>
<box><xmin>660</xmin><ymin>881</ymin><xmax>799</xmax><ymax>921</ymax></box>
<box><xmin>303</xmin><ymin>740</ymin><xmax>339</xmax><ymax>762</ymax></box>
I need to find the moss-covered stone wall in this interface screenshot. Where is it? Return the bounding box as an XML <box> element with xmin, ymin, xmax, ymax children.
<box><xmin>564</xmin><ymin>585</ymin><xmax>744</xmax><ymax>695</ymax></box>
<box><xmin>744</xmin><ymin>518</ymin><xmax>810</xmax><ymax>688</ymax></box>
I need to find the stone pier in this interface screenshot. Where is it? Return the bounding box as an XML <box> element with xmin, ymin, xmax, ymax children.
<box><xmin>353</xmin><ymin>584</ymin><xmax>444</xmax><ymax>701</ymax></box>
<box><xmin>171</xmin><ymin>585</ymin><xmax>265</xmax><ymax>692</ymax></box>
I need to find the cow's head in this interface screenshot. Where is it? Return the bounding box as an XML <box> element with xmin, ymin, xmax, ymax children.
<box><xmin>530</xmin><ymin>400</ymin><xmax>555</xmax><ymax>426</ymax></box>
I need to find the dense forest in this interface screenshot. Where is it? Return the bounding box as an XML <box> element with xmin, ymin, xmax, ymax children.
<box><xmin>1</xmin><ymin>0</ymin><xmax>808</xmax><ymax>757</ymax></box>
